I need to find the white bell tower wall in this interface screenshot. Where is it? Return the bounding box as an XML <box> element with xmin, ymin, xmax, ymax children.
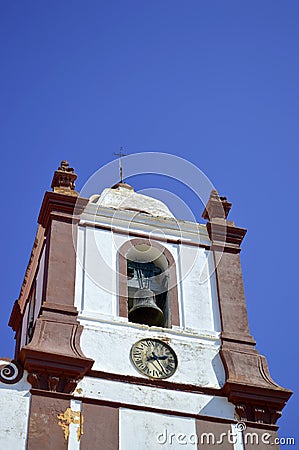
<box><xmin>74</xmin><ymin>205</ymin><xmax>226</xmax><ymax>391</ymax></box>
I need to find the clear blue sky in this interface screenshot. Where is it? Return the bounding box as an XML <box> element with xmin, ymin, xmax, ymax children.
<box><xmin>0</xmin><ymin>0</ymin><xmax>297</xmax><ymax>441</ymax></box>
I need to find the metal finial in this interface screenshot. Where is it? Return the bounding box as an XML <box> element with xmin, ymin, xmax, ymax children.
<box><xmin>113</xmin><ymin>147</ymin><xmax>127</xmax><ymax>182</ymax></box>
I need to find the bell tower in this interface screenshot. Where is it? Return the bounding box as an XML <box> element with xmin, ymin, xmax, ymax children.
<box><xmin>0</xmin><ymin>161</ymin><xmax>292</xmax><ymax>449</ymax></box>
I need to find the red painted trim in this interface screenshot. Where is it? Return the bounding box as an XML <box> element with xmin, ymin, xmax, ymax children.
<box><xmin>81</xmin><ymin>403</ymin><xmax>119</xmax><ymax>450</ymax></box>
<box><xmin>27</xmin><ymin>394</ymin><xmax>69</xmax><ymax>449</ymax></box>
<box><xmin>29</xmin><ymin>389</ymin><xmax>279</xmax><ymax>431</ymax></box>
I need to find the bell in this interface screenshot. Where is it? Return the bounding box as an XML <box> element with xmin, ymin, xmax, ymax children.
<box><xmin>128</xmin><ymin>288</ymin><xmax>164</xmax><ymax>327</ymax></box>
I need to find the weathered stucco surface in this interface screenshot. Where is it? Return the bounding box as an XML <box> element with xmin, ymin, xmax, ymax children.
<box><xmin>0</xmin><ymin>372</ymin><xmax>31</xmax><ymax>449</ymax></box>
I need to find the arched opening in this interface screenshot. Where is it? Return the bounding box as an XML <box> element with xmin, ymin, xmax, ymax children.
<box><xmin>118</xmin><ymin>239</ymin><xmax>180</xmax><ymax>327</ymax></box>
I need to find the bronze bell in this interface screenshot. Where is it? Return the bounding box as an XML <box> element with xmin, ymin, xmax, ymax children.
<box><xmin>128</xmin><ymin>288</ymin><xmax>164</xmax><ymax>327</ymax></box>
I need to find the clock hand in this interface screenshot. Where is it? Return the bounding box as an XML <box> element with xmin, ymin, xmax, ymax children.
<box><xmin>146</xmin><ymin>352</ymin><xmax>166</xmax><ymax>374</ymax></box>
<box><xmin>150</xmin><ymin>353</ymin><xmax>167</xmax><ymax>373</ymax></box>
<box><xmin>151</xmin><ymin>359</ymin><xmax>164</xmax><ymax>373</ymax></box>
<box><xmin>151</xmin><ymin>352</ymin><xmax>168</xmax><ymax>361</ymax></box>
<box><xmin>155</xmin><ymin>358</ymin><xmax>167</xmax><ymax>374</ymax></box>
<box><xmin>147</xmin><ymin>352</ymin><xmax>159</xmax><ymax>361</ymax></box>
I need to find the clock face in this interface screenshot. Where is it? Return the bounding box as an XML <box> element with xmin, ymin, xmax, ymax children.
<box><xmin>130</xmin><ymin>338</ymin><xmax>178</xmax><ymax>379</ymax></box>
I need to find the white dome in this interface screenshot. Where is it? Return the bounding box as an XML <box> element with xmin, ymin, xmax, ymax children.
<box><xmin>89</xmin><ymin>183</ymin><xmax>174</xmax><ymax>219</ymax></box>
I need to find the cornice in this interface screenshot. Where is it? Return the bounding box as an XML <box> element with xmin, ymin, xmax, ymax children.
<box><xmin>80</xmin><ymin>205</ymin><xmax>211</xmax><ymax>249</ymax></box>
<box><xmin>9</xmin><ymin>225</ymin><xmax>46</xmax><ymax>321</ymax></box>
<box><xmin>206</xmin><ymin>221</ymin><xmax>247</xmax><ymax>253</ymax></box>
<box><xmin>8</xmin><ymin>300</ymin><xmax>22</xmax><ymax>332</ymax></box>
<box><xmin>223</xmin><ymin>381</ymin><xmax>292</xmax><ymax>425</ymax></box>
<box><xmin>220</xmin><ymin>346</ymin><xmax>292</xmax><ymax>425</ymax></box>
<box><xmin>18</xmin><ymin>303</ymin><xmax>94</xmax><ymax>394</ymax></box>
<box><xmin>38</xmin><ymin>191</ymin><xmax>88</xmax><ymax>230</ymax></box>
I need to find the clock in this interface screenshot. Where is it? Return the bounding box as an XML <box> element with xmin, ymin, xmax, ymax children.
<box><xmin>130</xmin><ymin>338</ymin><xmax>178</xmax><ymax>379</ymax></box>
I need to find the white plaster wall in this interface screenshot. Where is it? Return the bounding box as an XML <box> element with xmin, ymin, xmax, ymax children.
<box><xmin>119</xmin><ymin>413</ymin><xmax>244</xmax><ymax>450</ymax></box>
<box><xmin>20</xmin><ymin>302</ymin><xmax>29</xmax><ymax>349</ymax></box>
<box><xmin>76</xmin><ymin>377</ymin><xmax>235</xmax><ymax>420</ymax></box>
<box><xmin>0</xmin><ymin>372</ymin><xmax>31</xmax><ymax>450</ymax></box>
<box><xmin>75</xmin><ymin>226</ymin><xmax>182</xmax><ymax>320</ymax></box>
<box><xmin>79</xmin><ymin>320</ymin><xmax>225</xmax><ymax>388</ymax></box>
<box><xmin>75</xmin><ymin>227</ymin><xmax>116</xmax><ymax>316</ymax></box>
<box><xmin>75</xmin><ymin>216</ymin><xmax>224</xmax><ymax>389</ymax></box>
<box><xmin>179</xmin><ymin>246</ymin><xmax>221</xmax><ymax>333</ymax></box>
<box><xmin>74</xmin><ymin>226</ymin><xmax>85</xmax><ymax>312</ymax></box>
<box><xmin>231</xmin><ymin>424</ymin><xmax>245</xmax><ymax>450</ymax></box>
<box><xmin>119</xmin><ymin>409</ymin><xmax>197</xmax><ymax>450</ymax></box>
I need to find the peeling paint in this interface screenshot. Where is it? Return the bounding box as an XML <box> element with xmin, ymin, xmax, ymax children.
<box><xmin>157</xmin><ymin>336</ymin><xmax>171</xmax><ymax>343</ymax></box>
<box><xmin>57</xmin><ymin>407</ymin><xmax>84</xmax><ymax>441</ymax></box>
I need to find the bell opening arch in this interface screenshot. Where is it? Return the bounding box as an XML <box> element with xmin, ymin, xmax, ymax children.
<box><xmin>117</xmin><ymin>238</ymin><xmax>180</xmax><ymax>328</ymax></box>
